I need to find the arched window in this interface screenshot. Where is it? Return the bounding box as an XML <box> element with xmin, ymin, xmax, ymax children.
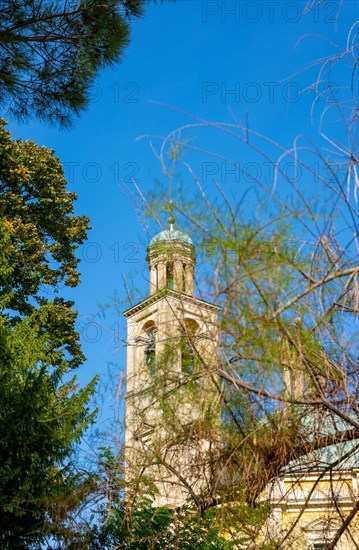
<box><xmin>181</xmin><ymin>338</ymin><xmax>195</xmax><ymax>374</ymax></box>
<box><xmin>142</xmin><ymin>321</ymin><xmax>156</xmax><ymax>375</ymax></box>
<box><xmin>180</xmin><ymin>319</ymin><xmax>199</xmax><ymax>375</ymax></box>
<box><xmin>145</xmin><ymin>333</ymin><xmax>156</xmax><ymax>375</ymax></box>
<box><xmin>166</xmin><ymin>262</ymin><xmax>174</xmax><ymax>289</ymax></box>
<box><xmin>182</xmin><ymin>263</ymin><xmax>187</xmax><ymax>292</ymax></box>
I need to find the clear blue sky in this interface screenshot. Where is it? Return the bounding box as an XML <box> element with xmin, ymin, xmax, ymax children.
<box><xmin>5</xmin><ymin>0</ymin><xmax>357</xmax><ymax>438</ymax></box>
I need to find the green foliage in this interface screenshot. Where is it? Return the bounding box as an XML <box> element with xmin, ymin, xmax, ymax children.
<box><xmin>85</xmin><ymin>449</ymin><xmax>231</xmax><ymax>549</ymax></box>
<box><xmin>0</xmin><ymin>121</ymin><xmax>97</xmax><ymax>546</ymax></box>
<box><xmin>0</xmin><ymin>0</ymin><xmax>144</xmax><ymax>126</ymax></box>
<box><xmin>0</xmin><ymin>313</ymin><xmax>97</xmax><ymax>547</ymax></box>
<box><xmin>92</xmin><ymin>498</ymin><xmax>233</xmax><ymax>549</ymax></box>
<box><xmin>0</xmin><ymin>119</ymin><xmax>90</xmax><ymax>315</ymax></box>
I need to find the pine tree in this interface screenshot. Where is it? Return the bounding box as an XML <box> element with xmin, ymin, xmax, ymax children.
<box><xmin>0</xmin><ymin>0</ymin><xmax>144</xmax><ymax>126</ymax></box>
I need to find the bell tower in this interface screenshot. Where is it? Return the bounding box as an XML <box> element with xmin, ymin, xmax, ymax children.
<box><xmin>124</xmin><ymin>216</ymin><xmax>221</xmax><ymax>508</ymax></box>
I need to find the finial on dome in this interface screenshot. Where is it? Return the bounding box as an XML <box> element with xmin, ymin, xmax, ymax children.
<box><xmin>166</xmin><ymin>200</ymin><xmax>175</xmax><ymax>230</ymax></box>
<box><xmin>149</xmin><ymin>201</ymin><xmax>193</xmax><ymax>246</ymax></box>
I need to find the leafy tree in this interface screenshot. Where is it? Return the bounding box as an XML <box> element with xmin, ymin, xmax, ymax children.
<box><xmin>0</xmin><ymin>119</ymin><xmax>97</xmax><ymax>547</ymax></box>
<box><xmin>94</xmin><ymin>503</ymin><xmax>234</xmax><ymax>550</ymax></box>
<box><xmin>0</xmin><ymin>0</ymin><xmax>144</xmax><ymax>126</ymax></box>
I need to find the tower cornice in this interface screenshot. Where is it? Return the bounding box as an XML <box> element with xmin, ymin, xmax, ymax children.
<box><xmin>123</xmin><ymin>288</ymin><xmax>221</xmax><ymax>318</ymax></box>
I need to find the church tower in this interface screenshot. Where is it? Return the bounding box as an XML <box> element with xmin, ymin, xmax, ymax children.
<box><xmin>124</xmin><ymin>215</ymin><xmax>221</xmax><ymax>508</ymax></box>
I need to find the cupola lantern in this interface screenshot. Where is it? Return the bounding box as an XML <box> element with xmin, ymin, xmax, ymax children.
<box><xmin>146</xmin><ymin>215</ymin><xmax>196</xmax><ymax>296</ymax></box>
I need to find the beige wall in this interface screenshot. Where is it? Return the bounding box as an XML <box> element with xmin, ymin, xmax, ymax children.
<box><xmin>125</xmin><ymin>291</ymin><xmax>221</xmax><ymax>507</ymax></box>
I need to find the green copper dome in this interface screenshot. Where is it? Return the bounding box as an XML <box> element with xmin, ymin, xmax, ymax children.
<box><xmin>150</xmin><ymin>227</ymin><xmax>193</xmax><ymax>246</ymax></box>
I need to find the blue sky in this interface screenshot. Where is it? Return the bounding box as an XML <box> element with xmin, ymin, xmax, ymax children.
<box><xmin>5</xmin><ymin>0</ymin><xmax>358</xmax><ymax>439</ymax></box>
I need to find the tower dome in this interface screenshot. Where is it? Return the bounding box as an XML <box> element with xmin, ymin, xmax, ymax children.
<box><xmin>150</xmin><ymin>227</ymin><xmax>193</xmax><ymax>246</ymax></box>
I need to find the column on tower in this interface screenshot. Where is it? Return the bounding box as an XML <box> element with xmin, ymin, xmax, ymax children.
<box><xmin>157</xmin><ymin>260</ymin><xmax>167</xmax><ymax>289</ymax></box>
<box><xmin>149</xmin><ymin>265</ymin><xmax>157</xmax><ymax>295</ymax></box>
<box><xmin>173</xmin><ymin>258</ymin><xmax>184</xmax><ymax>292</ymax></box>
<box><xmin>184</xmin><ymin>264</ymin><xmax>194</xmax><ymax>296</ymax></box>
